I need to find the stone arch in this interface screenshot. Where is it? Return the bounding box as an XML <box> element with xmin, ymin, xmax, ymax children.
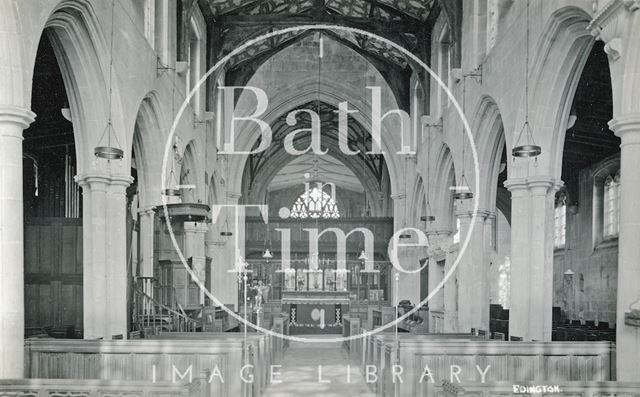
<box><xmin>43</xmin><ymin>0</ymin><xmax>128</xmax><ymax>174</ymax></box>
<box><xmin>433</xmin><ymin>144</ymin><xmax>456</xmax><ymax>231</ymax></box>
<box><xmin>226</xmin><ymin>38</ymin><xmax>405</xmax><ymax>202</ymax></box>
<box><xmin>242</xmin><ymin>135</ymin><xmax>387</xmax><ymax>217</ymax></box>
<box><xmin>227</xmin><ymin>78</ymin><xmax>402</xmax><ymax>200</ymax></box>
<box><xmin>408</xmin><ymin>175</ymin><xmax>427</xmax><ymax>222</ymax></box>
<box><xmin>471</xmin><ymin>95</ymin><xmax>507</xmax><ymax>211</ymax></box>
<box><xmin>179</xmin><ymin>140</ymin><xmax>202</xmax><ymax>203</ymax></box>
<box><xmin>516</xmin><ymin>6</ymin><xmax>595</xmax><ymax>179</ymax></box>
<box><xmin>133</xmin><ymin>92</ymin><xmax>165</xmax><ymax>207</ymax></box>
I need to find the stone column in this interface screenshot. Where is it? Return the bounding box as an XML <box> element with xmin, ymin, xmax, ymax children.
<box><xmin>390</xmin><ymin>193</ymin><xmax>421</xmax><ymax>305</ymax></box>
<box><xmin>208</xmin><ymin>191</ymin><xmax>241</xmax><ymax>310</ymax></box>
<box><xmin>588</xmin><ymin>0</ymin><xmax>640</xmax><ymax>379</ymax></box>
<box><xmin>138</xmin><ymin>207</ymin><xmax>155</xmax><ymax>279</ymax></box>
<box><xmin>426</xmin><ymin>229</ymin><xmax>449</xmax><ymax>332</ymax></box>
<box><xmin>505</xmin><ymin>177</ymin><xmax>558</xmax><ymax>341</ymax></box>
<box><xmin>456</xmin><ymin>208</ymin><xmax>491</xmax><ymax>333</ymax></box>
<box><xmin>609</xmin><ymin>115</ymin><xmax>640</xmax><ymax>380</ymax></box>
<box><xmin>184</xmin><ymin>221</ymin><xmax>209</xmax><ymax>305</ymax></box>
<box><xmin>76</xmin><ymin>173</ymin><xmax>132</xmax><ymax>339</ymax></box>
<box><xmin>0</xmin><ymin>106</ymin><xmax>35</xmax><ymax>379</ymax></box>
<box><xmin>106</xmin><ymin>177</ymin><xmax>131</xmax><ymax>338</ymax></box>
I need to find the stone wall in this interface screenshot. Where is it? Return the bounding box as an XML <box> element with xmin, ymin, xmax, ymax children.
<box><xmin>553</xmin><ymin>155</ymin><xmax>619</xmax><ymax>327</ymax></box>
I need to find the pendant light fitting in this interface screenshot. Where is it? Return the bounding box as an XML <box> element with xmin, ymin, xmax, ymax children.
<box><xmin>94</xmin><ymin>0</ymin><xmax>123</xmax><ymax>160</ymax></box>
<box><xmin>512</xmin><ymin>0</ymin><xmax>541</xmax><ymax>160</ymax></box>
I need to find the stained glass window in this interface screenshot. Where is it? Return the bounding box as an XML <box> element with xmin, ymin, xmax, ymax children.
<box><xmin>554</xmin><ymin>194</ymin><xmax>566</xmax><ymax>248</ymax></box>
<box><xmin>290</xmin><ymin>186</ymin><xmax>340</xmax><ymax>219</ymax></box>
<box><xmin>604</xmin><ymin>173</ymin><xmax>620</xmax><ymax>238</ymax></box>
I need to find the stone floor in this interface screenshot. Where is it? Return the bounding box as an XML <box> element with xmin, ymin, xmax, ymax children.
<box><xmin>262</xmin><ymin>336</ymin><xmax>374</xmax><ymax>397</ymax></box>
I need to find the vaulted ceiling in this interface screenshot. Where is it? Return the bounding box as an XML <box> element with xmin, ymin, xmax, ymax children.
<box><xmin>243</xmin><ymin>100</ymin><xmax>386</xmax><ymax>194</ymax></box>
<box><xmin>269</xmin><ymin>154</ymin><xmax>363</xmax><ymax>192</ymax></box>
<box><xmin>199</xmin><ymin>0</ymin><xmax>443</xmax><ymax>103</ymax></box>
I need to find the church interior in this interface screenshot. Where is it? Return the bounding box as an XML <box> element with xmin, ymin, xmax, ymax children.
<box><xmin>1</xmin><ymin>0</ymin><xmax>640</xmax><ymax>395</ymax></box>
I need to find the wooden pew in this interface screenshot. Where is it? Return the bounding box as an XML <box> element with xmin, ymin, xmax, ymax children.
<box><xmin>25</xmin><ymin>339</ymin><xmax>245</xmax><ymax>397</ymax></box>
<box><xmin>149</xmin><ymin>329</ymin><xmax>288</xmax><ymax>396</ymax></box>
<box><xmin>0</xmin><ymin>379</ymin><xmax>193</xmax><ymax>396</ymax></box>
<box><xmin>360</xmin><ymin>335</ymin><xmax>614</xmax><ymax>397</ymax></box>
<box><xmin>421</xmin><ymin>381</ymin><xmax>640</xmax><ymax>396</ymax></box>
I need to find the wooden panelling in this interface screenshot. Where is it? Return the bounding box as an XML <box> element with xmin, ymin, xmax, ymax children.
<box><xmin>24</xmin><ymin>218</ymin><xmax>83</xmax><ymax>330</ymax></box>
<box><xmin>419</xmin><ymin>381</ymin><xmax>640</xmax><ymax>396</ymax></box>
<box><xmin>0</xmin><ymin>379</ymin><xmax>192</xmax><ymax>396</ymax></box>
<box><xmin>354</xmin><ymin>334</ymin><xmax>614</xmax><ymax>396</ymax></box>
<box><xmin>23</xmin><ymin>336</ymin><xmax>289</xmax><ymax>397</ymax></box>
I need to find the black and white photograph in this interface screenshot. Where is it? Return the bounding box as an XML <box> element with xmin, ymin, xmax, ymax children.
<box><xmin>0</xmin><ymin>0</ymin><xmax>639</xmax><ymax>395</ymax></box>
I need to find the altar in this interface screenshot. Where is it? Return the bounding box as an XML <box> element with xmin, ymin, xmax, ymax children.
<box><xmin>282</xmin><ymin>290</ymin><xmax>350</xmax><ymax>334</ymax></box>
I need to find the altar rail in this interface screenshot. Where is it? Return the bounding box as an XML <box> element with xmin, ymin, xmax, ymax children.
<box><xmin>348</xmin><ymin>334</ymin><xmax>614</xmax><ymax>396</ymax></box>
<box><xmin>25</xmin><ymin>338</ymin><xmax>253</xmax><ymax>397</ymax></box>
<box><xmin>0</xmin><ymin>379</ymin><xmax>193</xmax><ymax>396</ymax></box>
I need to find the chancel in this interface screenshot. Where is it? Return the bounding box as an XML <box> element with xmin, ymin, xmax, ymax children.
<box><xmin>1</xmin><ymin>0</ymin><xmax>640</xmax><ymax>396</ymax></box>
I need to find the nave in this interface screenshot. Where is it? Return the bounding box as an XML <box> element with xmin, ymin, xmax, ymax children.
<box><xmin>3</xmin><ymin>0</ymin><xmax>640</xmax><ymax>394</ymax></box>
<box><xmin>262</xmin><ymin>337</ymin><xmax>372</xmax><ymax>397</ymax></box>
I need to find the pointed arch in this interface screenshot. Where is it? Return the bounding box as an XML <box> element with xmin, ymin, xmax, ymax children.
<box><xmin>519</xmin><ymin>6</ymin><xmax>595</xmax><ymax>179</ymax></box>
<box><xmin>133</xmin><ymin>92</ymin><xmax>165</xmax><ymax>207</ymax></box>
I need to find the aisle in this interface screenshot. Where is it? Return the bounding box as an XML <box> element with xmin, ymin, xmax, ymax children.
<box><xmin>262</xmin><ymin>336</ymin><xmax>374</xmax><ymax>397</ymax></box>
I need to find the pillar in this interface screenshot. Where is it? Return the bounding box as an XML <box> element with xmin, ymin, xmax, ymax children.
<box><xmin>184</xmin><ymin>221</ymin><xmax>208</xmax><ymax>305</ymax></box>
<box><xmin>207</xmin><ymin>191</ymin><xmax>241</xmax><ymax>310</ymax></box>
<box><xmin>609</xmin><ymin>115</ymin><xmax>640</xmax><ymax>380</ymax></box>
<box><xmin>426</xmin><ymin>228</ymin><xmax>449</xmax><ymax>332</ymax></box>
<box><xmin>505</xmin><ymin>177</ymin><xmax>559</xmax><ymax>341</ymax></box>
<box><xmin>390</xmin><ymin>192</ymin><xmax>420</xmax><ymax>305</ymax></box>
<box><xmin>138</xmin><ymin>207</ymin><xmax>155</xmax><ymax>279</ymax></box>
<box><xmin>0</xmin><ymin>106</ymin><xmax>35</xmax><ymax>379</ymax></box>
<box><xmin>456</xmin><ymin>207</ymin><xmax>491</xmax><ymax>333</ymax></box>
<box><xmin>76</xmin><ymin>173</ymin><xmax>133</xmax><ymax>339</ymax></box>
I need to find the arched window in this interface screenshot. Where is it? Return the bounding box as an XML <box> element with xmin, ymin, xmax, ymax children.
<box><xmin>290</xmin><ymin>186</ymin><xmax>340</xmax><ymax>219</ymax></box>
<box><xmin>554</xmin><ymin>193</ymin><xmax>567</xmax><ymax>248</ymax></box>
<box><xmin>603</xmin><ymin>173</ymin><xmax>620</xmax><ymax>238</ymax></box>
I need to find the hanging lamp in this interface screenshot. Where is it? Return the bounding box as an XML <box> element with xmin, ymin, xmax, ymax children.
<box><xmin>399</xmin><ymin>156</ymin><xmax>412</xmax><ymax>239</ymax></box>
<box><xmin>512</xmin><ymin>0</ymin><xmax>542</xmax><ymax>159</ymax></box>
<box><xmin>219</xmin><ymin>154</ymin><xmax>233</xmax><ymax>237</ymax></box>
<box><xmin>94</xmin><ymin>0</ymin><xmax>123</xmax><ymax>160</ymax></box>
<box><xmin>452</xmin><ymin>78</ymin><xmax>473</xmax><ymax>201</ymax></box>
<box><xmin>220</xmin><ymin>217</ymin><xmax>233</xmax><ymax>237</ymax></box>
<box><xmin>162</xmin><ymin>171</ymin><xmax>181</xmax><ymax>197</ymax></box>
<box><xmin>422</xmin><ymin>135</ymin><xmax>436</xmax><ymax>222</ymax></box>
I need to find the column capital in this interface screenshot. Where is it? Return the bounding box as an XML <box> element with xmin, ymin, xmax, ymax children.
<box><xmin>610</xmin><ymin>114</ymin><xmax>640</xmax><ymax>143</ymax></box>
<box><xmin>0</xmin><ymin>105</ymin><xmax>36</xmax><ymax>135</ymax></box>
<box><xmin>504</xmin><ymin>176</ymin><xmax>561</xmax><ymax>194</ymax></box>
<box><xmin>75</xmin><ymin>173</ymin><xmax>133</xmax><ymax>193</ymax></box>
<box><xmin>455</xmin><ymin>209</ymin><xmax>494</xmax><ymax>220</ymax></box>
<box><xmin>503</xmin><ymin>177</ymin><xmax>528</xmax><ymax>193</ymax></box>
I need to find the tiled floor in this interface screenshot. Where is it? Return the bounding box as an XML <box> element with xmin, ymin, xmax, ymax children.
<box><xmin>262</xmin><ymin>336</ymin><xmax>374</xmax><ymax>397</ymax></box>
